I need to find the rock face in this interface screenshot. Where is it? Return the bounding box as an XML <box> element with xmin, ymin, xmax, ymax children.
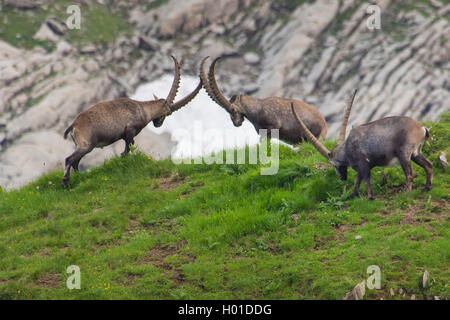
<box><xmin>0</xmin><ymin>129</ymin><xmax>174</xmax><ymax>189</ymax></box>
<box><xmin>343</xmin><ymin>281</ymin><xmax>366</xmax><ymax>300</ymax></box>
<box><xmin>133</xmin><ymin>0</ymin><xmax>449</xmax><ymax>136</ymax></box>
<box><xmin>0</xmin><ymin>0</ymin><xmax>449</xmax><ymax>189</ymax></box>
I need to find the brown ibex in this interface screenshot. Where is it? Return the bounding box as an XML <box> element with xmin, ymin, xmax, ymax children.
<box><xmin>291</xmin><ymin>90</ymin><xmax>433</xmax><ymax>200</ymax></box>
<box><xmin>200</xmin><ymin>57</ymin><xmax>327</xmax><ymax>144</ymax></box>
<box><xmin>62</xmin><ymin>55</ymin><xmax>202</xmax><ymax>188</ymax></box>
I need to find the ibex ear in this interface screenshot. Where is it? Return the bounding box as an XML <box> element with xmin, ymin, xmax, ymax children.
<box><xmin>153</xmin><ymin>94</ymin><xmax>159</xmax><ymax>100</ymax></box>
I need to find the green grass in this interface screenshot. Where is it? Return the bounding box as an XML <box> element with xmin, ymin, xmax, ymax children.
<box><xmin>145</xmin><ymin>0</ymin><xmax>169</xmax><ymax>11</ymax></box>
<box><xmin>0</xmin><ymin>6</ymin><xmax>54</xmax><ymax>50</ymax></box>
<box><xmin>0</xmin><ymin>1</ymin><xmax>132</xmax><ymax>50</ymax></box>
<box><xmin>0</xmin><ymin>114</ymin><xmax>448</xmax><ymax>300</ymax></box>
<box><xmin>271</xmin><ymin>0</ymin><xmax>314</xmax><ymax>11</ymax></box>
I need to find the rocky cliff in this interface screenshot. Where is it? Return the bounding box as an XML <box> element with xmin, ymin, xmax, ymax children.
<box><xmin>0</xmin><ymin>0</ymin><xmax>449</xmax><ymax>189</ymax></box>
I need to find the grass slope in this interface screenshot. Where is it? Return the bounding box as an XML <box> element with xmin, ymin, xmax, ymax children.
<box><xmin>0</xmin><ymin>114</ymin><xmax>448</xmax><ymax>300</ymax></box>
<box><xmin>0</xmin><ymin>0</ymin><xmax>131</xmax><ymax>50</ymax></box>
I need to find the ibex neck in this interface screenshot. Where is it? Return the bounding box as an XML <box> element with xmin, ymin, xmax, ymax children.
<box><xmin>239</xmin><ymin>95</ymin><xmax>262</xmax><ymax>122</ymax></box>
<box><xmin>140</xmin><ymin>100</ymin><xmax>168</xmax><ymax>123</ymax></box>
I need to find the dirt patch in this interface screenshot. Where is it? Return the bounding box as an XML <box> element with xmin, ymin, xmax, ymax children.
<box><xmin>139</xmin><ymin>241</ymin><xmax>188</xmax><ymax>267</ymax></box>
<box><xmin>39</xmin><ymin>249</ymin><xmax>50</xmax><ymax>257</ymax></box>
<box><xmin>365</xmin><ymin>288</ymin><xmax>436</xmax><ymax>300</ymax></box>
<box><xmin>140</xmin><ymin>245</ymin><xmax>179</xmax><ymax>267</ymax></box>
<box><xmin>93</xmin><ymin>218</ymin><xmax>179</xmax><ymax>254</ymax></box>
<box><xmin>122</xmin><ymin>219</ymin><xmax>140</xmax><ymax>237</ymax></box>
<box><xmin>403</xmin><ymin>200</ymin><xmax>448</xmax><ymax>224</ymax></box>
<box><xmin>376</xmin><ymin>199</ymin><xmax>449</xmax><ymax>228</ymax></box>
<box><xmin>35</xmin><ymin>273</ymin><xmax>60</xmax><ymax>288</ymax></box>
<box><xmin>388</xmin><ymin>184</ymin><xmax>411</xmax><ymax>196</ymax></box>
<box><xmin>329</xmin><ymin>219</ymin><xmax>369</xmax><ymax>244</ymax></box>
<box><xmin>116</xmin><ymin>273</ymin><xmax>143</xmax><ymax>287</ymax></box>
<box><xmin>121</xmin><ymin>218</ymin><xmax>156</xmax><ymax>239</ymax></box>
<box><xmin>312</xmin><ymin>162</ymin><xmax>332</xmax><ymax>173</ymax></box>
<box><xmin>93</xmin><ymin>239</ymin><xmax>121</xmax><ymax>251</ymax></box>
<box><xmin>178</xmin><ymin>181</ymin><xmax>205</xmax><ymax>199</ymax></box>
<box><xmin>128</xmin><ymin>219</ymin><xmax>139</xmax><ymax>230</ymax></box>
<box><xmin>138</xmin><ymin>240</ymin><xmax>194</xmax><ymax>286</ymax></box>
<box><xmin>140</xmin><ymin>217</ymin><xmax>178</xmax><ymax>235</ymax></box>
<box><xmin>157</xmin><ymin>174</ymin><xmax>185</xmax><ymax>191</ymax></box>
<box><xmin>398</xmin><ymin>202</ymin><xmax>448</xmax><ymax>236</ymax></box>
<box><xmin>336</xmin><ymin>223</ymin><xmax>355</xmax><ymax>233</ymax></box>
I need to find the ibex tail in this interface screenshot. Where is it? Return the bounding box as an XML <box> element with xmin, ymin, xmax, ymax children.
<box><xmin>63</xmin><ymin>124</ymin><xmax>74</xmax><ymax>140</ymax></box>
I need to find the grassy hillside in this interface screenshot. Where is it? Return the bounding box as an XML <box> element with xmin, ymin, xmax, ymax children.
<box><xmin>0</xmin><ymin>114</ymin><xmax>448</xmax><ymax>300</ymax></box>
<box><xmin>0</xmin><ymin>0</ymin><xmax>131</xmax><ymax>50</ymax></box>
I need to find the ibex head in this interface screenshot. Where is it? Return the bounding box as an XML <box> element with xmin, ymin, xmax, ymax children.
<box><xmin>152</xmin><ymin>116</ymin><xmax>165</xmax><ymax>127</ymax></box>
<box><xmin>291</xmin><ymin>90</ymin><xmax>357</xmax><ymax>181</ymax></box>
<box><xmin>200</xmin><ymin>57</ymin><xmax>245</xmax><ymax>126</ymax></box>
<box><xmin>149</xmin><ymin>55</ymin><xmax>189</xmax><ymax>128</ymax></box>
<box><xmin>151</xmin><ymin>94</ymin><xmax>165</xmax><ymax>127</ymax></box>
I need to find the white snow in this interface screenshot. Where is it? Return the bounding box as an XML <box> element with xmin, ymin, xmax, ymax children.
<box><xmin>131</xmin><ymin>75</ymin><xmax>260</xmax><ymax>159</ymax></box>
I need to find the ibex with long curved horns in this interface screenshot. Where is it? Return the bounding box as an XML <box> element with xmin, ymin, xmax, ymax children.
<box><xmin>62</xmin><ymin>55</ymin><xmax>202</xmax><ymax>188</ymax></box>
<box><xmin>200</xmin><ymin>57</ymin><xmax>327</xmax><ymax>144</ymax></box>
<box><xmin>291</xmin><ymin>90</ymin><xmax>433</xmax><ymax>199</ymax></box>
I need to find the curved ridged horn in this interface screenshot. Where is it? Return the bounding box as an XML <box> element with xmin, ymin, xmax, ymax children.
<box><xmin>200</xmin><ymin>56</ymin><xmax>222</xmax><ymax>106</ymax></box>
<box><xmin>338</xmin><ymin>89</ymin><xmax>357</xmax><ymax>145</ymax></box>
<box><xmin>207</xmin><ymin>57</ymin><xmax>235</xmax><ymax>112</ymax></box>
<box><xmin>291</xmin><ymin>103</ymin><xmax>330</xmax><ymax>159</ymax></box>
<box><xmin>169</xmin><ymin>78</ymin><xmax>203</xmax><ymax>113</ymax></box>
<box><xmin>165</xmin><ymin>55</ymin><xmax>181</xmax><ymax>106</ymax></box>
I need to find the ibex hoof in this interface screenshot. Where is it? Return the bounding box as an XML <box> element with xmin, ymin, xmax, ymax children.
<box><xmin>62</xmin><ymin>180</ymin><xmax>68</xmax><ymax>189</ymax></box>
<box><xmin>348</xmin><ymin>193</ymin><xmax>359</xmax><ymax>200</ymax></box>
<box><xmin>423</xmin><ymin>186</ymin><xmax>432</xmax><ymax>192</ymax></box>
<box><xmin>402</xmin><ymin>185</ymin><xmax>412</xmax><ymax>192</ymax></box>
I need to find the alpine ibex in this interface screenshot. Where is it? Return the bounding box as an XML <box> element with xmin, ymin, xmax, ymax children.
<box><xmin>291</xmin><ymin>90</ymin><xmax>433</xmax><ymax>200</ymax></box>
<box><xmin>62</xmin><ymin>55</ymin><xmax>202</xmax><ymax>188</ymax></box>
<box><xmin>200</xmin><ymin>57</ymin><xmax>327</xmax><ymax>144</ymax></box>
